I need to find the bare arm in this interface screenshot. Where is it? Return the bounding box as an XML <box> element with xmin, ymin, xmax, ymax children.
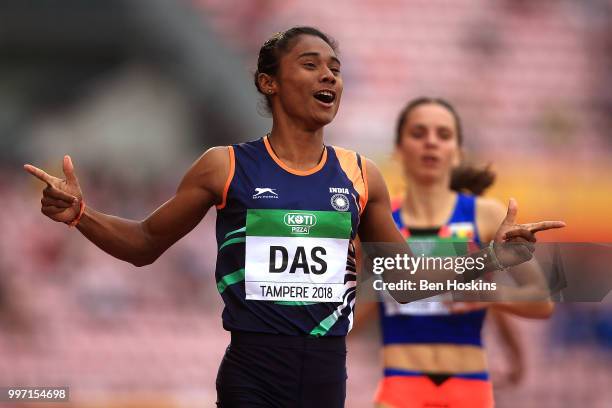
<box><xmin>357</xmin><ymin>159</ymin><xmax>465</xmax><ymax>301</ymax></box>
<box><xmin>490</xmin><ymin>309</ymin><xmax>525</xmax><ymax>386</ymax></box>
<box><xmin>478</xmin><ymin>198</ymin><xmax>554</xmax><ymax>318</ymax></box>
<box><xmin>24</xmin><ymin>147</ymin><xmax>230</xmax><ymax>267</ymax></box>
<box><xmin>357</xmin><ymin>159</ymin><xmax>416</xmax><ymax>247</ymax></box>
<box><xmin>350</xmin><ymin>301</ymin><xmax>378</xmax><ymax>334</ymax></box>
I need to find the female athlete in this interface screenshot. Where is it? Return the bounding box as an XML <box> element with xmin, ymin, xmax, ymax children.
<box><xmin>24</xmin><ymin>28</ymin><xmax>563</xmax><ymax>407</ymax></box>
<box><xmin>357</xmin><ymin>97</ymin><xmax>554</xmax><ymax>408</ymax></box>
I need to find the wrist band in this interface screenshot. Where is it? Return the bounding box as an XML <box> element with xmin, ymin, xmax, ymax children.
<box><xmin>67</xmin><ymin>200</ymin><xmax>85</xmax><ymax>227</ymax></box>
<box><xmin>488</xmin><ymin>240</ymin><xmax>506</xmax><ymax>271</ymax></box>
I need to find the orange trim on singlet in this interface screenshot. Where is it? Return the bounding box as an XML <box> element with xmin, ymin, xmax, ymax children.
<box><xmin>216</xmin><ymin>146</ymin><xmax>235</xmax><ymax>210</ymax></box>
<box><xmin>361</xmin><ymin>155</ymin><xmax>369</xmax><ymax>213</ymax></box>
<box><xmin>391</xmin><ymin>196</ymin><xmax>410</xmax><ymax>238</ymax></box>
<box><xmin>333</xmin><ymin>146</ymin><xmax>368</xmax><ymax>215</ymax></box>
<box><xmin>263</xmin><ymin>135</ymin><xmax>327</xmax><ymax>176</ymax></box>
<box><xmin>390</xmin><ymin>197</ymin><xmax>403</xmax><ymax>212</ymax></box>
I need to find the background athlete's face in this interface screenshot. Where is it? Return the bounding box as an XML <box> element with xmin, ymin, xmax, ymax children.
<box><xmin>397</xmin><ymin>103</ymin><xmax>461</xmax><ymax>184</ymax></box>
<box><xmin>272</xmin><ymin>35</ymin><xmax>343</xmax><ymax>130</ymax></box>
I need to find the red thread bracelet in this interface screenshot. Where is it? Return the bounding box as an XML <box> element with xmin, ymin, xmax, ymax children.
<box><xmin>68</xmin><ymin>200</ymin><xmax>85</xmax><ymax>227</ymax></box>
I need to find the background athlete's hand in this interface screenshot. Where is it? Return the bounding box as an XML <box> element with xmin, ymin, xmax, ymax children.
<box><xmin>23</xmin><ymin>155</ymin><xmax>83</xmax><ymax>224</ymax></box>
<box><xmin>492</xmin><ymin>198</ymin><xmax>565</xmax><ymax>268</ymax></box>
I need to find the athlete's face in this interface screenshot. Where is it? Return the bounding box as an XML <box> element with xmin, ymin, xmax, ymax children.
<box><xmin>397</xmin><ymin>103</ymin><xmax>461</xmax><ymax>184</ymax></box>
<box><xmin>272</xmin><ymin>35</ymin><xmax>343</xmax><ymax>130</ymax></box>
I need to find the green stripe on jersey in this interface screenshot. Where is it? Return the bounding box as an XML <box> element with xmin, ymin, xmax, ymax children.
<box><xmin>217</xmin><ymin>268</ymin><xmax>245</xmax><ymax>294</ymax></box>
<box><xmin>219</xmin><ymin>237</ymin><xmax>246</xmax><ymax>251</ymax></box>
<box><xmin>309</xmin><ymin>310</ymin><xmax>341</xmax><ymax>337</ymax></box>
<box><xmin>224</xmin><ymin>226</ymin><xmax>246</xmax><ymax>239</ymax></box>
<box><xmin>246</xmin><ymin>209</ymin><xmax>351</xmax><ymax>239</ymax></box>
<box><xmin>274</xmin><ymin>300</ymin><xmax>317</xmax><ymax>306</ymax></box>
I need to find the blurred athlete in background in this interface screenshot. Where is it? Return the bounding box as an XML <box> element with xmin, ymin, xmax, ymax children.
<box><xmin>355</xmin><ymin>98</ymin><xmax>553</xmax><ymax>408</ymax></box>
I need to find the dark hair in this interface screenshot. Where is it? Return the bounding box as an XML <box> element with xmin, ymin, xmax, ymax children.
<box><xmin>395</xmin><ymin>97</ymin><xmax>495</xmax><ymax>196</ymax></box>
<box><xmin>254</xmin><ymin>26</ymin><xmax>338</xmax><ymax>112</ymax></box>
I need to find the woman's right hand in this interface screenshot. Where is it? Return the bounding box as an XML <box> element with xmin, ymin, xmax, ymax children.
<box><xmin>24</xmin><ymin>155</ymin><xmax>83</xmax><ymax>224</ymax></box>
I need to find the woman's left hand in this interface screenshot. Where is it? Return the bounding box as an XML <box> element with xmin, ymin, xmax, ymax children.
<box><xmin>493</xmin><ymin>198</ymin><xmax>565</xmax><ymax>267</ymax></box>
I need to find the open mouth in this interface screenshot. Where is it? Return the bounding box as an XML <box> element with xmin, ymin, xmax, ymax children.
<box><xmin>421</xmin><ymin>155</ymin><xmax>440</xmax><ymax>165</ymax></box>
<box><xmin>313</xmin><ymin>89</ymin><xmax>336</xmax><ymax>105</ymax></box>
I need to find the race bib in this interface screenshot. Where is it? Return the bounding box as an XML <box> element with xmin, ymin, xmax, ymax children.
<box><xmin>244</xmin><ymin>209</ymin><xmax>352</xmax><ymax>302</ymax></box>
<box><xmin>381</xmin><ymin>237</ymin><xmax>466</xmax><ymax>315</ymax></box>
<box><xmin>381</xmin><ymin>289</ymin><xmax>452</xmax><ymax>316</ymax></box>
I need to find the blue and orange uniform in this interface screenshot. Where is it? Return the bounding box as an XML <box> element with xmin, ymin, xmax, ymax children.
<box><xmin>375</xmin><ymin>193</ymin><xmax>494</xmax><ymax>408</ymax></box>
<box><xmin>214</xmin><ymin>135</ymin><xmax>368</xmax><ymax>407</ymax></box>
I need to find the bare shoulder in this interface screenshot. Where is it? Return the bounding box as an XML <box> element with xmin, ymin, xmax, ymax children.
<box><xmin>477</xmin><ymin>197</ymin><xmax>507</xmax><ymax>220</ymax></box>
<box><xmin>196</xmin><ymin>146</ymin><xmax>231</xmax><ymax>166</ymax></box>
<box><xmin>364</xmin><ymin>158</ymin><xmax>388</xmax><ymax>203</ymax></box>
<box><xmin>476</xmin><ymin>197</ymin><xmax>507</xmax><ymax>241</ymax></box>
<box><xmin>179</xmin><ymin>146</ymin><xmax>232</xmax><ymax>202</ymax></box>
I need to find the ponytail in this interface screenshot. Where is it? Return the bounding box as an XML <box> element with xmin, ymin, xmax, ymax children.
<box><xmin>450</xmin><ymin>163</ymin><xmax>495</xmax><ymax>196</ymax></box>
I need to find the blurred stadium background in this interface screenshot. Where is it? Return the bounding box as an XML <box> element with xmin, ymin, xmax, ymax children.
<box><xmin>1</xmin><ymin>0</ymin><xmax>611</xmax><ymax>407</ymax></box>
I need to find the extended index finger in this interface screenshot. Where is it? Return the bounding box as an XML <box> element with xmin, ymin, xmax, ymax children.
<box><xmin>43</xmin><ymin>185</ymin><xmax>78</xmax><ymax>203</ymax></box>
<box><xmin>24</xmin><ymin>164</ymin><xmax>56</xmax><ymax>185</ymax></box>
<box><xmin>503</xmin><ymin>228</ymin><xmax>536</xmax><ymax>242</ymax></box>
<box><xmin>523</xmin><ymin>221</ymin><xmax>566</xmax><ymax>234</ymax></box>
